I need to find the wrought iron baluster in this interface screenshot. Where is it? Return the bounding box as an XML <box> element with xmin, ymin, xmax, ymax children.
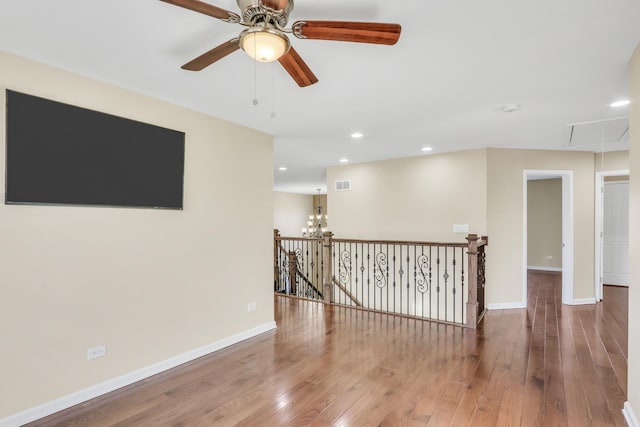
<box><xmin>394</xmin><ymin>245</ymin><xmax>398</xmax><ymax>314</ymax></box>
<box><xmin>333</xmin><ymin>240</ymin><xmax>337</xmax><ymax>304</ymax></box>
<box><xmin>320</xmin><ymin>240</ymin><xmax>324</xmax><ymax>300</ymax></box>
<box><xmin>368</xmin><ymin>244</ymin><xmax>372</xmax><ymax>310</ymax></box>
<box><xmin>360</xmin><ymin>242</ymin><xmax>363</xmax><ymax>306</ymax></box>
<box><xmin>413</xmin><ymin>246</ymin><xmax>418</xmax><ymax>316</ymax></box>
<box><xmin>452</xmin><ymin>247</ymin><xmax>457</xmax><ymax>323</ymax></box>
<box><xmin>316</xmin><ymin>241</ymin><xmax>320</xmax><ymax>298</ymax></box>
<box><xmin>386</xmin><ymin>244</ymin><xmax>390</xmax><ymax>312</ymax></box>
<box><xmin>338</xmin><ymin>241</ymin><xmax>343</xmax><ymax>305</ymax></box>
<box><xmin>461</xmin><ymin>246</ymin><xmax>465</xmax><ymax>322</ymax></box>
<box><xmin>406</xmin><ymin>245</ymin><xmax>410</xmax><ymax>316</ymax></box>
<box><xmin>416</xmin><ymin>246</ymin><xmax>429</xmax><ymax>318</ymax></box>
<box><xmin>444</xmin><ymin>246</ymin><xmax>448</xmax><ymax>321</ymax></box>
<box><xmin>353</xmin><ymin>243</ymin><xmax>357</xmax><ymax>307</ymax></box>
<box><xmin>429</xmin><ymin>246</ymin><xmax>433</xmax><ymax>319</ymax></box>
<box><xmin>436</xmin><ymin>246</ymin><xmax>441</xmax><ymax>321</ymax></box>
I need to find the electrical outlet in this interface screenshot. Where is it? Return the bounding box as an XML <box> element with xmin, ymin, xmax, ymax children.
<box><xmin>453</xmin><ymin>224</ymin><xmax>469</xmax><ymax>233</ymax></box>
<box><xmin>87</xmin><ymin>345</ymin><xmax>106</xmax><ymax>360</ymax></box>
<box><xmin>247</xmin><ymin>302</ymin><xmax>257</xmax><ymax>312</ymax></box>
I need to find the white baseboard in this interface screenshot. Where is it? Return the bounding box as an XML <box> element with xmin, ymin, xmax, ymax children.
<box><xmin>624</xmin><ymin>401</ymin><xmax>640</xmax><ymax>427</ymax></box>
<box><xmin>528</xmin><ymin>266</ymin><xmax>562</xmax><ymax>272</ymax></box>
<box><xmin>487</xmin><ymin>302</ymin><xmax>526</xmax><ymax>310</ymax></box>
<box><xmin>568</xmin><ymin>298</ymin><xmax>596</xmax><ymax>305</ymax></box>
<box><xmin>0</xmin><ymin>321</ymin><xmax>277</xmax><ymax>427</ymax></box>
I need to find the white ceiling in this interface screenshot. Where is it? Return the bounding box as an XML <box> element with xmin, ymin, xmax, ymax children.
<box><xmin>1</xmin><ymin>0</ymin><xmax>639</xmax><ymax>194</ymax></box>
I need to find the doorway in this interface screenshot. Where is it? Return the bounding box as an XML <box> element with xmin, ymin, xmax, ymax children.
<box><xmin>595</xmin><ymin>170</ymin><xmax>630</xmax><ymax>300</ymax></box>
<box><xmin>523</xmin><ymin>170</ymin><xmax>574</xmax><ymax>306</ymax></box>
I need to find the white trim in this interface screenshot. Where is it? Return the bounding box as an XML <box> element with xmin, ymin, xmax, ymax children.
<box><xmin>527</xmin><ymin>266</ymin><xmax>562</xmax><ymax>272</ymax></box>
<box><xmin>568</xmin><ymin>298</ymin><xmax>596</xmax><ymax>306</ymax></box>
<box><xmin>594</xmin><ymin>169</ymin><xmax>630</xmax><ymax>301</ymax></box>
<box><xmin>487</xmin><ymin>302</ymin><xmax>527</xmax><ymax>310</ymax></box>
<box><xmin>561</xmin><ymin>172</ymin><xmax>575</xmax><ymax>305</ymax></box>
<box><xmin>624</xmin><ymin>401</ymin><xmax>640</xmax><ymax>427</ymax></box>
<box><xmin>0</xmin><ymin>321</ymin><xmax>277</xmax><ymax>427</ymax></box>
<box><xmin>522</xmin><ymin>170</ymin><xmax>529</xmax><ymax>308</ymax></box>
<box><xmin>523</xmin><ymin>170</ymin><xmax>574</xmax><ymax>306</ymax></box>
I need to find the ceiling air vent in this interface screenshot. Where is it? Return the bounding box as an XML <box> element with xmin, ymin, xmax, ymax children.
<box><xmin>335</xmin><ymin>180</ymin><xmax>351</xmax><ymax>191</ymax></box>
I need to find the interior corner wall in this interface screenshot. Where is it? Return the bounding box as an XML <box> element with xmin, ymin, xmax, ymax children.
<box><xmin>627</xmin><ymin>41</ymin><xmax>640</xmax><ymax>425</ymax></box>
<box><xmin>273</xmin><ymin>191</ymin><xmax>313</xmax><ymax>236</ymax></box>
<box><xmin>0</xmin><ymin>51</ymin><xmax>274</xmax><ymax>419</ymax></box>
<box><xmin>486</xmin><ymin>148</ymin><xmax>596</xmax><ymax>306</ymax></box>
<box><xmin>326</xmin><ymin>149</ymin><xmax>488</xmax><ymax>242</ymax></box>
<box><xmin>527</xmin><ymin>179</ymin><xmax>562</xmax><ymax>269</ymax></box>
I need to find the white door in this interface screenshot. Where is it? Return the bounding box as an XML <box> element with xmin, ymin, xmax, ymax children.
<box><xmin>603</xmin><ymin>181</ymin><xmax>629</xmax><ymax>286</ymax></box>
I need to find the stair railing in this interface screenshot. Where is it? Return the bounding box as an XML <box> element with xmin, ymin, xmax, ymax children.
<box><xmin>274</xmin><ymin>229</ymin><xmax>487</xmax><ymax>328</ymax></box>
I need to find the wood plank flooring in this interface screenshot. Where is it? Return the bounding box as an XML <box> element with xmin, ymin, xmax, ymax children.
<box><xmin>27</xmin><ymin>271</ymin><xmax>628</xmax><ymax>426</ymax></box>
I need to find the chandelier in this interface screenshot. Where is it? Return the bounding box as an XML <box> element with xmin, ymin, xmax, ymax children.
<box><xmin>302</xmin><ymin>206</ymin><xmax>327</xmax><ymax>238</ymax></box>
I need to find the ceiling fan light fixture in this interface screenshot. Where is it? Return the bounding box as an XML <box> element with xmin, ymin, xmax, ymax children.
<box><xmin>240</xmin><ymin>27</ymin><xmax>290</xmax><ymax>63</ymax></box>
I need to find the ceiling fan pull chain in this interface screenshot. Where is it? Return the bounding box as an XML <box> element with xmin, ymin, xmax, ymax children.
<box><xmin>252</xmin><ymin>36</ymin><xmax>259</xmax><ymax>106</ymax></box>
<box><xmin>271</xmin><ymin>62</ymin><xmax>276</xmax><ymax>118</ymax></box>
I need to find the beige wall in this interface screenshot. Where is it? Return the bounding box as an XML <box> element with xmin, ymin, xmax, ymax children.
<box><xmin>527</xmin><ymin>179</ymin><xmax>562</xmax><ymax>269</ymax></box>
<box><xmin>273</xmin><ymin>191</ymin><xmax>313</xmax><ymax>236</ymax></box>
<box><xmin>487</xmin><ymin>149</ymin><xmax>596</xmax><ymax>305</ymax></box>
<box><xmin>327</xmin><ymin>147</ymin><xmax>622</xmax><ymax>307</ymax></box>
<box><xmin>627</xmin><ymin>42</ymin><xmax>640</xmax><ymax>424</ymax></box>
<box><xmin>595</xmin><ymin>150</ymin><xmax>629</xmax><ymax>172</ymax></box>
<box><xmin>0</xmin><ymin>51</ymin><xmax>274</xmax><ymax>418</ymax></box>
<box><xmin>327</xmin><ymin>149</ymin><xmax>488</xmax><ymax>242</ymax></box>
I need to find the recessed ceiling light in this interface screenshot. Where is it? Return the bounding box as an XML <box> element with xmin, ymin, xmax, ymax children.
<box><xmin>339</xmin><ymin>158</ymin><xmax>349</xmax><ymax>163</ymax></box>
<box><xmin>421</xmin><ymin>147</ymin><xmax>433</xmax><ymax>152</ymax></box>
<box><xmin>278</xmin><ymin>167</ymin><xmax>287</xmax><ymax>171</ymax></box>
<box><xmin>351</xmin><ymin>132</ymin><xmax>364</xmax><ymax>139</ymax></box>
<box><xmin>610</xmin><ymin>100</ymin><xmax>630</xmax><ymax>108</ymax></box>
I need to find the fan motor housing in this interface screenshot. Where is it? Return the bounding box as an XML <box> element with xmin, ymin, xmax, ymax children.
<box><xmin>237</xmin><ymin>0</ymin><xmax>293</xmax><ymax>28</ymax></box>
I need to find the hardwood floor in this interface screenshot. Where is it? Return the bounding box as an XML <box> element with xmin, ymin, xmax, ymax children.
<box><xmin>27</xmin><ymin>271</ymin><xmax>628</xmax><ymax>426</ymax></box>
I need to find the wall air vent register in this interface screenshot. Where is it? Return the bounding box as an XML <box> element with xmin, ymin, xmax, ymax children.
<box><xmin>335</xmin><ymin>180</ymin><xmax>351</xmax><ymax>191</ymax></box>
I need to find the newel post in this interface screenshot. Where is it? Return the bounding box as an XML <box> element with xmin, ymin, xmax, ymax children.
<box><xmin>322</xmin><ymin>231</ymin><xmax>334</xmax><ymax>304</ymax></box>
<box><xmin>273</xmin><ymin>229</ymin><xmax>280</xmax><ymax>291</ymax></box>
<box><xmin>288</xmin><ymin>251</ymin><xmax>297</xmax><ymax>295</ymax></box>
<box><xmin>466</xmin><ymin>234</ymin><xmax>479</xmax><ymax>329</ymax></box>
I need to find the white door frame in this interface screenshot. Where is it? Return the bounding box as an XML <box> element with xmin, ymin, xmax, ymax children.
<box><xmin>594</xmin><ymin>169</ymin><xmax>630</xmax><ymax>300</ymax></box>
<box><xmin>523</xmin><ymin>170</ymin><xmax>574</xmax><ymax>306</ymax></box>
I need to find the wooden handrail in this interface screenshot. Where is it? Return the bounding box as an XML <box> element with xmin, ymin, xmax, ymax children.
<box><xmin>274</xmin><ymin>236</ymin><xmax>323</xmax><ymax>243</ymax></box>
<box><xmin>332</xmin><ymin>238</ymin><xmax>468</xmax><ymax>247</ymax></box>
<box><xmin>276</xmin><ymin>236</ymin><xmax>467</xmax><ymax>247</ymax></box>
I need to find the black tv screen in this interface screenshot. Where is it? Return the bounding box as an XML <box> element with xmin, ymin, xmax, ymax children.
<box><xmin>5</xmin><ymin>90</ymin><xmax>185</xmax><ymax>209</ymax></box>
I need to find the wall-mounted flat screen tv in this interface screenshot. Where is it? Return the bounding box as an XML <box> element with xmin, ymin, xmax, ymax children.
<box><xmin>5</xmin><ymin>90</ymin><xmax>185</xmax><ymax>209</ymax></box>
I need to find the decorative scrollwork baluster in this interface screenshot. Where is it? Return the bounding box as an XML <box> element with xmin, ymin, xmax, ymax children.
<box><xmin>416</xmin><ymin>254</ymin><xmax>430</xmax><ymax>293</ymax></box>
<box><xmin>374</xmin><ymin>252</ymin><xmax>388</xmax><ymax>289</ymax></box>
<box><xmin>340</xmin><ymin>249</ymin><xmax>351</xmax><ymax>286</ymax></box>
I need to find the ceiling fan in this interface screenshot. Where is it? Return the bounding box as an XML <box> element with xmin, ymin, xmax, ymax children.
<box><xmin>160</xmin><ymin>0</ymin><xmax>401</xmax><ymax>87</ymax></box>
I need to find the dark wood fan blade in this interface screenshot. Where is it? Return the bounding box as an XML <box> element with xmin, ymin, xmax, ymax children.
<box><xmin>278</xmin><ymin>47</ymin><xmax>318</xmax><ymax>87</ymax></box>
<box><xmin>159</xmin><ymin>0</ymin><xmax>240</xmax><ymax>22</ymax></box>
<box><xmin>262</xmin><ymin>0</ymin><xmax>291</xmax><ymax>11</ymax></box>
<box><xmin>292</xmin><ymin>21</ymin><xmax>401</xmax><ymax>45</ymax></box>
<box><xmin>181</xmin><ymin>39</ymin><xmax>240</xmax><ymax>71</ymax></box>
